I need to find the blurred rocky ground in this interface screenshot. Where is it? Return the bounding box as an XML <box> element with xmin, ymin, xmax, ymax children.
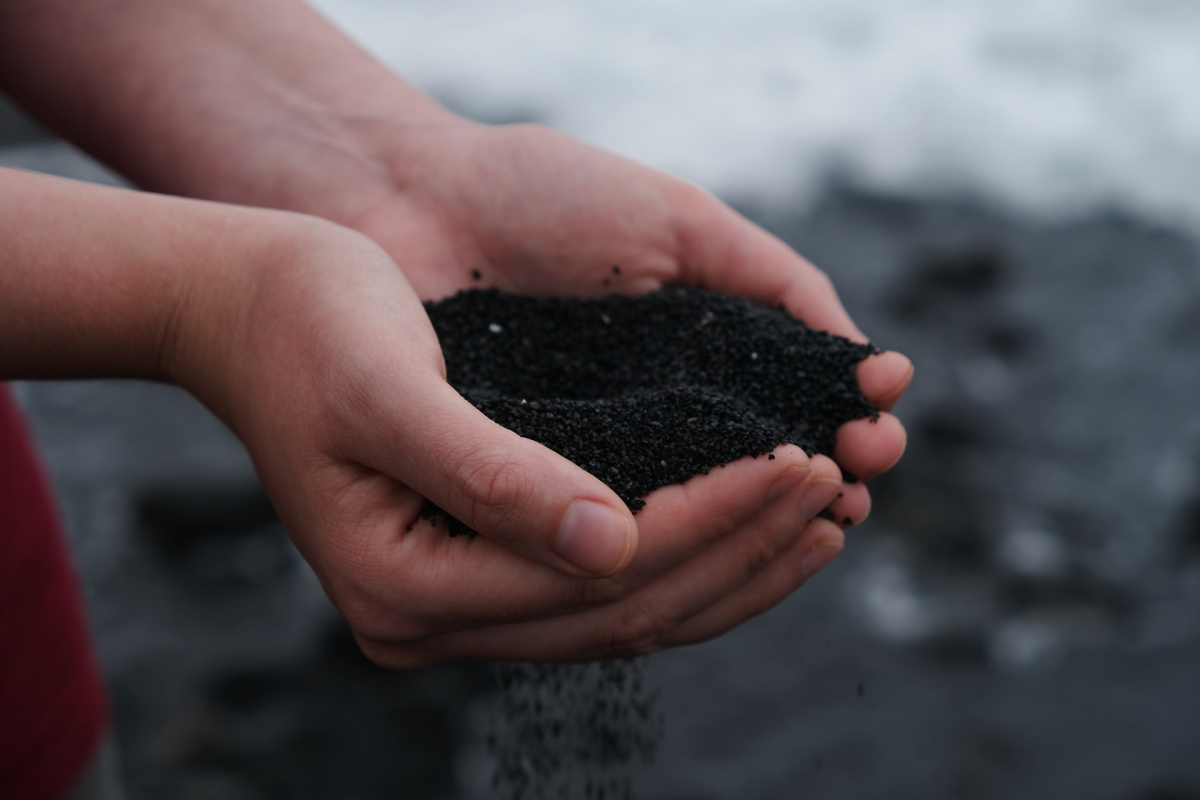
<box><xmin>4</xmin><ymin>94</ymin><xmax>1200</xmax><ymax>799</ymax></box>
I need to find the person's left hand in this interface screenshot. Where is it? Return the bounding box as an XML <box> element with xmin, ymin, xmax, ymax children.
<box><xmin>338</xmin><ymin>118</ymin><xmax>910</xmax><ymax>497</ymax></box>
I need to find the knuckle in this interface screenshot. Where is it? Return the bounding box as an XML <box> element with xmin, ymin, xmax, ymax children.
<box><xmin>607</xmin><ymin>605</ymin><xmax>673</xmax><ymax>658</ymax></box>
<box><xmin>454</xmin><ymin>451</ymin><xmax>536</xmax><ymax>529</ymax></box>
<box><xmin>741</xmin><ymin>533</ymin><xmax>784</xmax><ymax>579</ymax></box>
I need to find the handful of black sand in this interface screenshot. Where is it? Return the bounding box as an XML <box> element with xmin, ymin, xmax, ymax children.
<box><xmin>424</xmin><ymin>286</ymin><xmax>879</xmax><ymax>800</ymax></box>
<box><xmin>426</xmin><ymin>286</ymin><xmax>879</xmax><ymax>528</ymax></box>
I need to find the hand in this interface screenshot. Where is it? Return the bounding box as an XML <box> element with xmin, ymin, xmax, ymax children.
<box><xmin>176</xmin><ymin>218</ymin><xmax>856</xmax><ymax>665</ymax></box>
<box><xmin>343</xmin><ymin>119</ymin><xmax>911</xmax><ymax>494</ymax></box>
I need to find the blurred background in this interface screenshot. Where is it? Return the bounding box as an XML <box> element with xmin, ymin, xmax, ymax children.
<box><xmin>4</xmin><ymin>0</ymin><xmax>1200</xmax><ymax>797</ymax></box>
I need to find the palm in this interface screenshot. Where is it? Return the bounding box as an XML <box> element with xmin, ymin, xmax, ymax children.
<box><xmin>352</xmin><ymin>124</ymin><xmax>686</xmax><ymax>300</ymax></box>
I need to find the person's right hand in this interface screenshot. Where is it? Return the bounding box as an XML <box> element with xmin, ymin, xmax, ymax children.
<box><xmin>173</xmin><ymin>216</ymin><xmax>856</xmax><ymax>665</ymax></box>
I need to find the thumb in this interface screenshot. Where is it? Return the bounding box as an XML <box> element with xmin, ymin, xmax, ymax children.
<box><xmin>390</xmin><ymin>381</ymin><xmax>638</xmax><ymax>578</ymax></box>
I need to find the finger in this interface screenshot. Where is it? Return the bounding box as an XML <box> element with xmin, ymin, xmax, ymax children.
<box><xmin>670</xmin><ymin>188</ymin><xmax>863</xmax><ymax>341</ymax></box>
<box><xmin>617</xmin><ymin>446</ymin><xmax>820</xmax><ymax>578</ymax></box>
<box><xmin>341</xmin><ymin>449</ymin><xmax>834</xmax><ymax>641</ymax></box>
<box><xmin>858</xmin><ymin>351</ymin><xmax>914</xmax><ymax>413</ymax></box>
<box><xmin>662</xmin><ymin>518</ymin><xmax>846</xmax><ymax>647</ymax></box>
<box><xmin>824</xmin><ymin>480</ymin><xmax>871</xmax><ymax>529</ymax></box>
<box><xmin>361</xmin><ymin>379</ymin><xmax>638</xmax><ymax>578</ymax></box>
<box><xmin>834</xmin><ymin>412</ymin><xmax>907</xmax><ymax>484</ymax></box>
<box><xmin>380</xmin><ymin>463</ymin><xmax>844</xmax><ymax>664</ymax></box>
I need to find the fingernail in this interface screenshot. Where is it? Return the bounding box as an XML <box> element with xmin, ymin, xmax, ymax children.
<box><xmin>555</xmin><ymin>500</ymin><xmax>634</xmax><ymax>576</ymax></box>
<box><xmin>801</xmin><ymin>540</ymin><xmax>843</xmax><ymax>578</ymax></box>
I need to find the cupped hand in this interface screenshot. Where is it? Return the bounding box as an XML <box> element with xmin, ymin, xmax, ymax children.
<box><xmin>343</xmin><ymin>119</ymin><xmax>910</xmax><ymax>490</ymax></box>
<box><xmin>176</xmin><ymin>218</ymin><xmax>860</xmax><ymax>666</ymax></box>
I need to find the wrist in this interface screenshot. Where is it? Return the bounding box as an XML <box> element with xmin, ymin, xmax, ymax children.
<box><xmin>164</xmin><ymin>207</ymin><xmax>417</xmax><ymax>438</ymax></box>
<box><xmin>161</xmin><ymin>207</ymin><xmax>324</xmax><ymax>416</ymax></box>
<box><xmin>0</xmin><ymin>169</ymin><xmax>286</xmax><ymax>386</ymax></box>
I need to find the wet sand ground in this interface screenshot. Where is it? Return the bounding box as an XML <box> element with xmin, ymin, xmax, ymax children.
<box><xmin>5</xmin><ymin>131</ymin><xmax>1200</xmax><ymax>799</ymax></box>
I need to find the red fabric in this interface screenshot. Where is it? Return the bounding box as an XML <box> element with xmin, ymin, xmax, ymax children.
<box><xmin>0</xmin><ymin>385</ymin><xmax>109</xmax><ymax>800</ymax></box>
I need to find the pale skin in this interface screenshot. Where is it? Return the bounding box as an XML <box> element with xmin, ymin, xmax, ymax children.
<box><xmin>0</xmin><ymin>0</ymin><xmax>910</xmax><ymax>666</ymax></box>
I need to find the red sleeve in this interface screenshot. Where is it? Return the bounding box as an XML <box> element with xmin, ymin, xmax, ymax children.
<box><xmin>0</xmin><ymin>384</ymin><xmax>110</xmax><ymax>800</ymax></box>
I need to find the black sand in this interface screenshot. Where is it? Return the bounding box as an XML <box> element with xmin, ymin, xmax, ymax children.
<box><xmin>424</xmin><ymin>286</ymin><xmax>879</xmax><ymax>533</ymax></box>
<box><xmin>487</xmin><ymin>660</ymin><xmax>663</xmax><ymax>800</ymax></box>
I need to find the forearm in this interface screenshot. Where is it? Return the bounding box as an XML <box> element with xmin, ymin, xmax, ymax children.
<box><xmin>0</xmin><ymin>0</ymin><xmax>450</xmax><ymax>220</ymax></box>
<box><xmin>0</xmin><ymin>165</ymin><xmax>267</xmax><ymax>385</ymax></box>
